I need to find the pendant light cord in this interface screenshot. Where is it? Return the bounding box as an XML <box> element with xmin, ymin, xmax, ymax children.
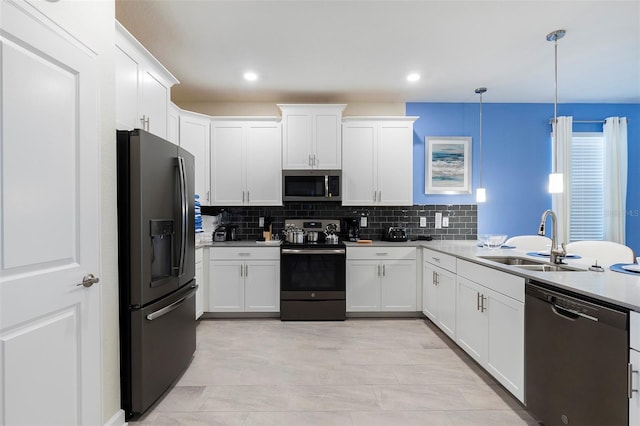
<box><xmin>547</xmin><ymin>29</ymin><xmax>565</xmax><ymax>174</ymax></box>
<box><xmin>553</xmin><ymin>36</ymin><xmax>558</xmax><ymax>173</ymax></box>
<box><xmin>475</xmin><ymin>87</ymin><xmax>487</xmax><ymax>188</ymax></box>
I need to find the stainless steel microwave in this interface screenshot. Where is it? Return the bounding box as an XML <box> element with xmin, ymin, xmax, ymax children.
<box><xmin>282</xmin><ymin>170</ymin><xmax>341</xmax><ymax>202</ymax></box>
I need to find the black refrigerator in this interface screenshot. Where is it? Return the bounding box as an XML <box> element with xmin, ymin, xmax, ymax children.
<box><xmin>116</xmin><ymin>129</ymin><xmax>197</xmax><ymax>419</ymax></box>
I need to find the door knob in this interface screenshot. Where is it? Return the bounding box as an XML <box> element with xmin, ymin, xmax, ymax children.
<box><xmin>76</xmin><ymin>273</ymin><xmax>100</xmax><ymax>288</ymax></box>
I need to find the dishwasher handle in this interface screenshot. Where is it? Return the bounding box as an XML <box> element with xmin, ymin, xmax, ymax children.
<box><xmin>552</xmin><ymin>303</ymin><xmax>598</xmax><ymax>322</ymax></box>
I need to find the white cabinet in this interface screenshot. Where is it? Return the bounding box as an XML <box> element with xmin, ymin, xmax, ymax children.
<box><xmin>346</xmin><ymin>246</ymin><xmax>417</xmax><ymax>312</ymax></box>
<box><xmin>195</xmin><ymin>248</ymin><xmax>204</xmax><ymax>319</ymax></box>
<box><xmin>422</xmin><ymin>249</ymin><xmax>457</xmax><ymax>339</ymax></box>
<box><xmin>115</xmin><ymin>21</ymin><xmax>178</xmax><ymax>138</ymax></box>
<box><xmin>209</xmin><ymin>247</ymin><xmax>280</xmax><ymax>312</ymax></box>
<box><xmin>456</xmin><ymin>259</ymin><xmax>525</xmax><ymax>402</ymax></box>
<box><xmin>342</xmin><ymin>117</ymin><xmax>417</xmax><ymax>206</ymax></box>
<box><xmin>167</xmin><ymin>102</ymin><xmax>180</xmax><ymax>145</ymax></box>
<box><xmin>630</xmin><ymin>311</ymin><xmax>640</xmax><ymax>425</ymax></box>
<box><xmin>210</xmin><ymin>118</ymin><xmax>282</xmax><ymax>206</ymax></box>
<box><xmin>180</xmin><ymin>111</ymin><xmax>211</xmax><ymax>204</ymax></box>
<box><xmin>279</xmin><ymin>104</ymin><xmax>345</xmax><ymax>170</ymax></box>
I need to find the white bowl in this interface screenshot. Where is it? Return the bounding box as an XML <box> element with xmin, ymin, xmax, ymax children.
<box><xmin>481</xmin><ymin>234</ymin><xmax>508</xmax><ymax>249</ymax></box>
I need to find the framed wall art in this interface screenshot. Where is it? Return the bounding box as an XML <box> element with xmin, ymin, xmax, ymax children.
<box><xmin>425</xmin><ymin>136</ymin><xmax>472</xmax><ymax>194</ymax></box>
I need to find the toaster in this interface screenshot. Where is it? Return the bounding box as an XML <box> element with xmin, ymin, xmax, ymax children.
<box><xmin>383</xmin><ymin>227</ymin><xmax>408</xmax><ymax>242</ymax></box>
<box><xmin>213</xmin><ymin>225</ymin><xmax>237</xmax><ymax>242</ymax></box>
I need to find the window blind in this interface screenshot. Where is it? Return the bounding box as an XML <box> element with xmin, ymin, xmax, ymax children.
<box><xmin>569</xmin><ymin>134</ymin><xmax>604</xmax><ymax>241</ymax></box>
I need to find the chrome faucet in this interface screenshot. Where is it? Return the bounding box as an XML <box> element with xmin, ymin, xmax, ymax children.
<box><xmin>538</xmin><ymin>209</ymin><xmax>567</xmax><ymax>264</ymax></box>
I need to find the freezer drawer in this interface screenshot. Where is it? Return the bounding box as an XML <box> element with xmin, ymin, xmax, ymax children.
<box><xmin>123</xmin><ymin>283</ymin><xmax>197</xmax><ymax>418</ymax></box>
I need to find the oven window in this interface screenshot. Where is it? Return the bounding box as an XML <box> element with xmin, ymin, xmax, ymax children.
<box><xmin>281</xmin><ymin>253</ymin><xmax>345</xmax><ymax>292</ymax></box>
<box><xmin>284</xmin><ymin>176</ymin><xmax>325</xmax><ymax>197</ymax></box>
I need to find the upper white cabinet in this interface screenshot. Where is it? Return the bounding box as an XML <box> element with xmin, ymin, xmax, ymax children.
<box><xmin>342</xmin><ymin>117</ymin><xmax>417</xmax><ymax>206</ymax></box>
<box><xmin>115</xmin><ymin>21</ymin><xmax>178</xmax><ymax>138</ymax></box>
<box><xmin>167</xmin><ymin>102</ymin><xmax>180</xmax><ymax>145</ymax></box>
<box><xmin>210</xmin><ymin>118</ymin><xmax>282</xmax><ymax>206</ymax></box>
<box><xmin>180</xmin><ymin>111</ymin><xmax>211</xmax><ymax>204</ymax></box>
<box><xmin>279</xmin><ymin>104</ymin><xmax>346</xmax><ymax>170</ymax></box>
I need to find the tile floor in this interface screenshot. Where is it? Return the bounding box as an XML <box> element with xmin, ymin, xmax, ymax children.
<box><xmin>130</xmin><ymin>318</ymin><xmax>538</xmax><ymax>426</ymax></box>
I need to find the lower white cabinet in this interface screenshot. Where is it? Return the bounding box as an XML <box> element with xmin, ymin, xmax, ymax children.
<box><xmin>422</xmin><ymin>249</ymin><xmax>457</xmax><ymax>339</ymax></box>
<box><xmin>346</xmin><ymin>247</ymin><xmax>417</xmax><ymax>312</ymax></box>
<box><xmin>195</xmin><ymin>248</ymin><xmax>204</xmax><ymax>319</ymax></box>
<box><xmin>456</xmin><ymin>260</ymin><xmax>525</xmax><ymax>402</ymax></box>
<box><xmin>209</xmin><ymin>247</ymin><xmax>280</xmax><ymax>312</ymax></box>
<box><xmin>630</xmin><ymin>311</ymin><xmax>640</xmax><ymax>425</ymax></box>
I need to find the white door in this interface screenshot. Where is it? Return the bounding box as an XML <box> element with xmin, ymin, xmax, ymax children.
<box><xmin>244</xmin><ymin>261</ymin><xmax>280</xmax><ymax>312</ymax></box>
<box><xmin>377</xmin><ymin>122</ymin><xmax>413</xmax><ymax>206</ymax></box>
<box><xmin>0</xmin><ymin>2</ymin><xmax>101</xmax><ymax>425</ymax></box>
<box><xmin>436</xmin><ymin>267</ymin><xmax>457</xmax><ymax>340</ymax></box>
<box><xmin>282</xmin><ymin>113</ymin><xmax>312</xmax><ymax>169</ymax></box>
<box><xmin>455</xmin><ymin>277</ymin><xmax>487</xmax><ymax>364</ymax></box>
<box><xmin>210</xmin><ymin>123</ymin><xmax>244</xmax><ymax>205</ymax></box>
<box><xmin>209</xmin><ymin>261</ymin><xmax>244</xmax><ymax>311</ymax></box>
<box><xmin>180</xmin><ymin>112</ymin><xmax>210</xmax><ymax>204</ymax></box>
<box><xmin>115</xmin><ymin>43</ymin><xmax>140</xmax><ymax>131</ymax></box>
<box><xmin>314</xmin><ymin>113</ymin><xmax>341</xmax><ymax>169</ymax></box>
<box><xmin>140</xmin><ymin>68</ymin><xmax>168</xmax><ymax>138</ymax></box>
<box><xmin>346</xmin><ymin>261</ymin><xmax>381</xmax><ymax>311</ymax></box>
<box><xmin>422</xmin><ymin>262</ymin><xmax>439</xmax><ymax>320</ymax></box>
<box><xmin>245</xmin><ymin>122</ymin><xmax>282</xmax><ymax>206</ymax></box>
<box><xmin>342</xmin><ymin>124</ymin><xmax>376</xmax><ymax>206</ymax></box>
<box><xmin>381</xmin><ymin>261</ymin><xmax>416</xmax><ymax>311</ymax></box>
<box><xmin>486</xmin><ymin>289</ymin><xmax>525</xmax><ymax>402</ymax></box>
<box><xmin>631</xmin><ymin>349</ymin><xmax>640</xmax><ymax>425</ymax></box>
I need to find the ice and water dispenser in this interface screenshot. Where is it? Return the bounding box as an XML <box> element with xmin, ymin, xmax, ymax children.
<box><xmin>150</xmin><ymin>220</ymin><xmax>174</xmax><ymax>286</ymax></box>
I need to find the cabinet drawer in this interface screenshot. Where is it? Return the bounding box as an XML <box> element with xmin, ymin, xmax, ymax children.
<box><xmin>210</xmin><ymin>247</ymin><xmax>280</xmax><ymax>261</ymax></box>
<box><xmin>457</xmin><ymin>259</ymin><xmax>524</xmax><ymax>302</ymax></box>
<box><xmin>347</xmin><ymin>246</ymin><xmax>416</xmax><ymax>260</ymax></box>
<box><xmin>423</xmin><ymin>248</ymin><xmax>456</xmax><ymax>273</ymax></box>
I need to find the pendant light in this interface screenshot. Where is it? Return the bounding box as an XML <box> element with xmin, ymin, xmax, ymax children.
<box><xmin>475</xmin><ymin>87</ymin><xmax>487</xmax><ymax>203</ymax></box>
<box><xmin>547</xmin><ymin>29</ymin><xmax>566</xmax><ymax>194</ymax></box>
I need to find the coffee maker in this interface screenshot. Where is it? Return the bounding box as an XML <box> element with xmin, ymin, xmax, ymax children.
<box><xmin>341</xmin><ymin>218</ymin><xmax>360</xmax><ymax>242</ymax></box>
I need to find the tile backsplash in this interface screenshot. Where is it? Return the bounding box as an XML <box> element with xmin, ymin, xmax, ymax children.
<box><xmin>201</xmin><ymin>203</ymin><xmax>477</xmax><ymax>242</ymax></box>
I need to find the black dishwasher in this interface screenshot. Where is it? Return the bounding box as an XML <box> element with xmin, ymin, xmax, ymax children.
<box><xmin>525</xmin><ymin>280</ymin><xmax>628</xmax><ymax>426</ymax></box>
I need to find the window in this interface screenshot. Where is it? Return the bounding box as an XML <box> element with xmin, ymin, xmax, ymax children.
<box><xmin>569</xmin><ymin>133</ymin><xmax>604</xmax><ymax>241</ymax></box>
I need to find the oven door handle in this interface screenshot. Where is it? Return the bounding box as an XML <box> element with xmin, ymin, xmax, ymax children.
<box><xmin>281</xmin><ymin>248</ymin><xmax>346</xmax><ymax>255</ymax></box>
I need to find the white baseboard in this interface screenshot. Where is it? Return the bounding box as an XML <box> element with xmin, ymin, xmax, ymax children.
<box><xmin>104</xmin><ymin>409</ymin><xmax>126</xmax><ymax>426</ymax></box>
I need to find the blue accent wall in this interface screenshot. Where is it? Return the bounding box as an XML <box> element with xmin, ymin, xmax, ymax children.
<box><xmin>406</xmin><ymin>102</ymin><xmax>640</xmax><ymax>255</ymax></box>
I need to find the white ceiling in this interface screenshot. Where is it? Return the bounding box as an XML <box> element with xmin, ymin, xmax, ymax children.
<box><xmin>115</xmin><ymin>0</ymin><xmax>640</xmax><ymax>104</ymax></box>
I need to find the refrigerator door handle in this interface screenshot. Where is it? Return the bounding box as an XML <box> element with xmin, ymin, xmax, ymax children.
<box><xmin>146</xmin><ymin>285</ymin><xmax>197</xmax><ymax>321</ymax></box>
<box><xmin>177</xmin><ymin>156</ymin><xmax>188</xmax><ymax>277</ymax></box>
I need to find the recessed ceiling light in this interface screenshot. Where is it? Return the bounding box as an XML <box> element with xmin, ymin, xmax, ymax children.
<box><xmin>244</xmin><ymin>71</ymin><xmax>258</xmax><ymax>82</ymax></box>
<box><xmin>407</xmin><ymin>73</ymin><xmax>420</xmax><ymax>83</ymax></box>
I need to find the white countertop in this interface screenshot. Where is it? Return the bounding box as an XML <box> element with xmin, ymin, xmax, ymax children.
<box><xmin>414</xmin><ymin>240</ymin><xmax>640</xmax><ymax>312</ymax></box>
<box><xmin>197</xmin><ymin>238</ymin><xmax>640</xmax><ymax>311</ymax></box>
<box><xmin>196</xmin><ymin>240</ymin><xmax>282</xmax><ymax>249</ymax></box>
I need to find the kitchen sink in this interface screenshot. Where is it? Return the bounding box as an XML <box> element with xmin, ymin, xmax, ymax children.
<box><xmin>515</xmin><ymin>264</ymin><xmax>585</xmax><ymax>272</ymax></box>
<box><xmin>480</xmin><ymin>256</ymin><xmax>586</xmax><ymax>272</ymax></box>
<box><xmin>480</xmin><ymin>256</ymin><xmax>544</xmax><ymax>266</ymax></box>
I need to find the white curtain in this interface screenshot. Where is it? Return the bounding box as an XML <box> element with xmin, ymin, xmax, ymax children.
<box><xmin>551</xmin><ymin>116</ymin><xmax>573</xmax><ymax>244</ymax></box>
<box><xmin>603</xmin><ymin>117</ymin><xmax>628</xmax><ymax>243</ymax></box>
